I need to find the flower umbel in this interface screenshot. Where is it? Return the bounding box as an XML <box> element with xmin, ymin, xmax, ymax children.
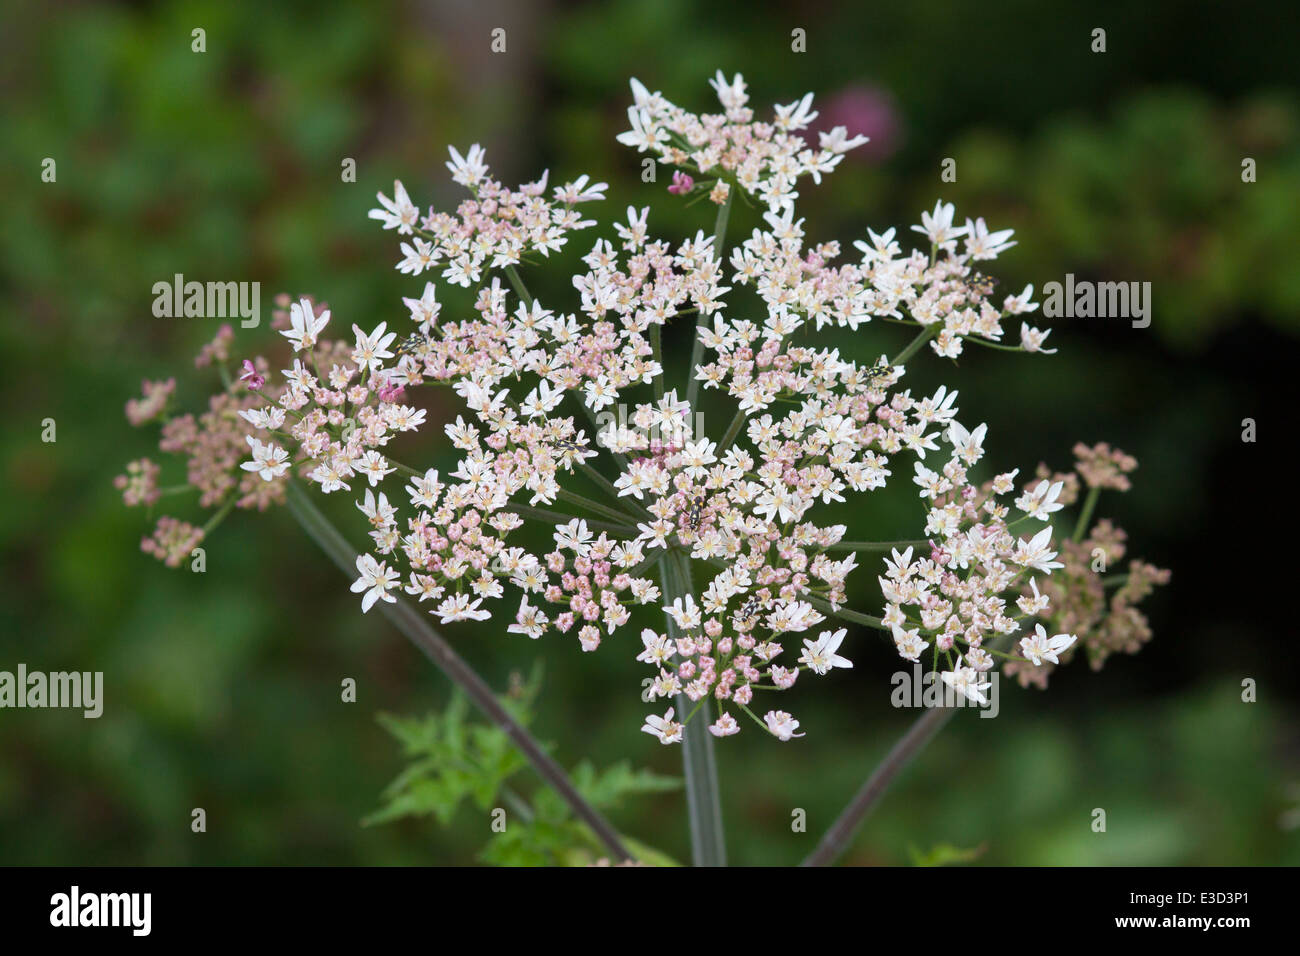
<box><xmin>121</xmin><ymin>74</ymin><xmax>1166</xmax><ymax>749</ymax></box>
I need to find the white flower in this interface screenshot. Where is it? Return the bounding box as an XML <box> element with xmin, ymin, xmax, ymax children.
<box><xmin>554</xmin><ymin>174</ymin><xmax>608</xmax><ymax>205</ymax></box>
<box><xmin>616</xmin><ymin>106</ymin><xmax>667</xmax><ymax>152</ymax></box>
<box><xmin>818</xmin><ymin>125</ymin><xmax>870</xmax><ymax>154</ymax></box>
<box><xmin>763</xmin><ymin>710</ymin><xmax>805</xmax><ymax>741</ymax></box>
<box><xmin>765</xmin><ymin>600</ymin><xmax>823</xmax><ymax>634</ymax></box>
<box><xmin>553</xmin><ymin>518</ymin><xmax>593</xmax><ymax>555</ymax></box>
<box><xmin>368</xmin><ymin>180</ymin><xmax>419</xmax><ymax>234</ymax></box>
<box><xmin>352</xmin><ymin>322</ymin><xmax>396</xmax><ymax>373</ymax></box>
<box><xmin>941</xmin><ymin>665</ymin><xmax>991</xmax><ymax>706</ymax></box>
<box><xmin>237</xmin><ymin>406</ymin><xmax>286</xmax><ymax>430</ymax></box>
<box><xmin>892</xmin><ymin>624</ymin><xmax>929</xmax><ymax>662</ymax></box>
<box><xmin>506</xmin><ymin>596</ymin><xmax>549</xmax><ymax>639</ymax></box>
<box><xmin>521</xmin><ymin>379</ymin><xmax>564</xmax><ymax>418</ymax></box>
<box><xmin>911</xmin><ymin>200</ymin><xmax>968</xmax><ymax>246</ymax></box>
<box><xmin>1006</xmin><ymin>284</ymin><xmax>1040</xmax><ymax>315</ymax></box>
<box><xmin>946</xmin><ymin>420</ymin><xmax>987</xmax><ymax>466</ymax></box>
<box><xmin>281</xmin><ymin>297</ymin><xmax>330</xmax><ymax>352</ymax></box>
<box><xmin>445</xmin><ymin>143</ymin><xmax>488</xmax><ymax>187</ymax></box>
<box><xmin>239</xmin><ymin>435</ymin><xmax>289</xmax><ymax>481</ymax></box>
<box><xmin>1017</xmin><ymin>577</ymin><xmax>1050</xmax><ymax>616</ymax></box>
<box><xmin>774</xmin><ymin>92</ymin><xmax>818</xmax><ymax>131</ymax></box>
<box><xmin>708</xmin><ymin>70</ymin><xmax>748</xmax><ymax>111</ymax></box>
<box><xmin>799</xmin><ymin>628</ymin><xmax>853</xmax><ymax>675</ymax></box>
<box><xmin>310</xmin><ymin>458</ymin><xmax>351</xmax><ymax>494</ymax></box>
<box><xmin>636</xmin><ymin>628</ymin><xmax>676</xmax><ymax>666</ymax></box>
<box><xmin>666</xmin><ymin>593</ymin><xmax>702</xmax><ymax>631</ymax></box>
<box><xmin>1016</xmin><ymin>479</ymin><xmax>1065</xmax><ymax>520</ymax></box>
<box><xmin>708</xmin><ymin>713</ymin><xmax>740</xmax><ymax>737</ymax></box>
<box><xmin>1019</xmin><ymin>623</ymin><xmax>1077</xmax><ymax>666</ymax></box>
<box><xmin>1014</xmin><ymin>526</ymin><xmax>1063</xmax><ymax>573</ymax></box>
<box><xmin>357</xmin><ymin>490</ymin><xmax>396</xmax><ymax>529</ymax></box>
<box><xmin>357</xmin><ymin>451</ymin><xmax>395</xmax><ymax>487</ymax></box>
<box><xmin>641</xmin><ymin>707</ymin><xmax>683</xmax><ymax>744</ymax></box>
<box><xmin>350</xmin><ymin>554</ymin><xmax>399</xmax><ymax>612</ymax></box>
<box><xmin>1020</xmin><ymin>322</ymin><xmax>1057</xmax><ymax>353</ymax></box>
<box><xmin>434</xmin><ymin>593</ymin><xmax>491</xmax><ymax>623</ymax></box>
<box><xmin>963</xmin><ymin>217</ymin><xmax>1016</xmax><ymax>260</ymax></box>
<box><xmin>402</xmin><ymin>282</ymin><xmax>442</xmax><ymax>327</ymax></box>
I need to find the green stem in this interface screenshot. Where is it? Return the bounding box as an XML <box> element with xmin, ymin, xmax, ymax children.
<box><xmin>716</xmin><ymin>407</ymin><xmax>748</xmax><ymax>455</ymax></box>
<box><xmin>201</xmin><ymin>495</ymin><xmax>238</xmax><ymax>536</ymax></box>
<box><xmin>824</xmin><ymin>539</ymin><xmax>930</xmax><ymax>553</ymax></box>
<box><xmin>574</xmin><ymin>458</ymin><xmax>651</xmax><ymax>521</ymax></box>
<box><xmin>284</xmin><ymin>481</ymin><xmax>631</xmax><ymax>862</ymax></box>
<box><xmin>658</xmin><ymin>552</ymin><xmax>726</xmax><ymax>866</ymax></box>
<box><xmin>804</xmin><ymin>594</ymin><xmax>889</xmax><ymax>632</ymax></box>
<box><xmin>801</xmin><ymin>705</ymin><xmax>956</xmax><ymax>866</ymax></box>
<box><xmin>504</xmin><ymin>265</ymin><xmax>533</xmax><ymax>308</ymax></box>
<box><xmin>961</xmin><ymin>336</ymin><xmax>1026</xmax><ymax>353</ymax></box>
<box><xmin>1073</xmin><ymin>486</ymin><xmax>1100</xmax><ymax>542</ymax></box>
<box><xmin>650</xmin><ymin>321</ymin><xmax>664</xmax><ymax>402</ymax></box>
<box><xmin>508</xmin><ymin>504</ymin><xmax>637</xmax><ymax>537</ymax></box>
<box><xmin>890</xmin><ymin>324</ymin><xmax>941</xmax><ymax>366</ymax></box>
<box><xmin>555</xmin><ymin>487</ymin><xmax>642</xmax><ymax>527</ymax></box>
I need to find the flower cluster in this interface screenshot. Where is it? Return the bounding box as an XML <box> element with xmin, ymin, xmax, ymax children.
<box><xmin>883</xmin><ymin>438</ymin><xmax>1167</xmax><ymax>702</ymax></box>
<box><xmin>617</xmin><ymin>72</ymin><xmax>867</xmax><ymax>214</ymax></box>
<box><xmin>120</xmin><ymin>74</ymin><xmax>1167</xmax><ymax>744</ymax></box>
<box><xmin>369</xmin><ymin>145</ymin><xmax>607</xmax><ymax>288</ymax></box>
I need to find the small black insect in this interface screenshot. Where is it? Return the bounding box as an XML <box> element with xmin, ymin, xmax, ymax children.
<box><xmin>548</xmin><ymin>439</ymin><xmax>585</xmax><ymax>453</ymax></box>
<box><xmin>965</xmin><ymin>271</ymin><xmax>997</xmax><ymax>297</ymax></box>
<box><xmin>736</xmin><ymin>596</ymin><xmax>761</xmax><ymax>621</ymax></box>
<box><xmin>866</xmin><ymin>362</ymin><xmax>892</xmax><ymax>384</ymax></box>
<box><xmin>396</xmin><ymin>331</ymin><xmax>430</xmax><ymax>357</ymax></box>
<box><xmin>687</xmin><ymin>495</ymin><xmax>704</xmax><ymax>531</ymax></box>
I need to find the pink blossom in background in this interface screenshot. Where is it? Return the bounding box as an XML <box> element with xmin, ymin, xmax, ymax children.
<box><xmin>804</xmin><ymin>85</ymin><xmax>902</xmax><ymax>161</ymax></box>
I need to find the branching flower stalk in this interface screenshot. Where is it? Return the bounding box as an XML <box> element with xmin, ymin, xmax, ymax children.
<box><xmin>119</xmin><ymin>72</ymin><xmax>1169</xmax><ymax>866</ymax></box>
<box><xmin>285</xmin><ymin>480</ymin><xmax>632</xmax><ymax>861</ymax></box>
<box><xmin>801</xmin><ymin>704</ymin><xmax>955</xmax><ymax>867</ymax></box>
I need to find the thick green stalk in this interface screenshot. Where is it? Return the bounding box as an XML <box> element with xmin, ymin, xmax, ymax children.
<box><xmin>284</xmin><ymin>481</ymin><xmax>632</xmax><ymax>862</ymax></box>
<box><xmin>658</xmin><ymin>551</ymin><xmax>727</xmax><ymax>866</ymax></box>
<box><xmin>1073</xmin><ymin>486</ymin><xmax>1100</xmax><ymax>542</ymax></box>
<box><xmin>890</xmin><ymin>323</ymin><xmax>941</xmax><ymax>366</ymax></box>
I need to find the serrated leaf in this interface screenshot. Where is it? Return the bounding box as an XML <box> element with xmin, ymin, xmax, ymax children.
<box><xmin>574</xmin><ymin>759</ymin><xmax>682</xmax><ymax>808</ymax></box>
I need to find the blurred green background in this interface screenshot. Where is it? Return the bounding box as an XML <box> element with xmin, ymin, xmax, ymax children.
<box><xmin>1</xmin><ymin>0</ymin><xmax>1296</xmax><ymax>865</ymax></box>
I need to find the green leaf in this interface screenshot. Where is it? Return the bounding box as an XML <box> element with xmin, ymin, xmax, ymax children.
<box><xmin>367</xmin><ymin>669</ymin><xmax>681</xmax><ymax>866</ymax></box>
<box><xmin>907</xmin><ymin>842</ymin><xmax>987</xmax><ymax>867</ymax></box>
<box><xmin>573</xmin><ymin>759</ymin><xmax>682</xmax><ymax>808</ymax></box>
